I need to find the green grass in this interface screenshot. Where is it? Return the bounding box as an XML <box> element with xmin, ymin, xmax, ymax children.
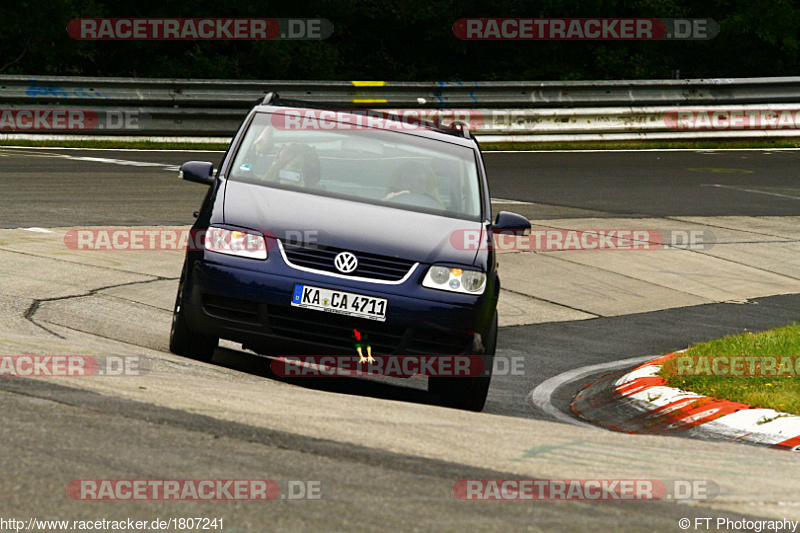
<box><xmin>659</xmin><ymin>322</ymin><xmax>800</xmax><ymax>415</ymax></box>
<box><xmin>480</xmin><ymin>139</ymin><xmax>800</xmax><ymax>151</ymax></box>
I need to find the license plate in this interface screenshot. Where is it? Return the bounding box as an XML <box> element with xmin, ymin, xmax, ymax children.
<box><xmin>291</xmin><ymin>284</ymin><xmax>388</xmax><ymax>322</ymax></box>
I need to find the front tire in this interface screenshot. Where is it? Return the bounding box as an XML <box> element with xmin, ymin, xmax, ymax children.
<box><xmin>429</xmin><ymin>312</ymin><xmax>497</xmax><ymax>412</ymax></box>
<box><xmin>169</xmin><ymin>260</ymin><xmax>218</xmax><ymax>363</ymax></box>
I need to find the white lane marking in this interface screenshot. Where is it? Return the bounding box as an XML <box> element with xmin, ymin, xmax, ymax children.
<box><xmin>69</xmin><ymin>156</ymin><xmax>180</xmax><ymax>171</ymax></box>
<box><xmin>0</xmin><ymin>145</ymin><xmax>224</xmax><ymax>153</ymax></box>
<box><xmin>0</xmin><ymin>148</ymin><xmax>181</xmax><ymax>172</ymax></box>
<box><xmin>22</xmin><ymin>228</ymin><xmax>54</xmax><ymax>233</ymax></box>
<box><xmin>0</xmin><ymin>148</ymin><xmax>68</xmax><ymax>158</ymax></box>
<box><xmin>527</xmin><ymin>355</ymin><xmax>654</xmax><ymax>428</ymax></box>
<box><xmin>702</xmin><ymin>183</ymin><xmax>800</xmax><ymax>200</ymax></box>
<box><xmin>491</xmin><ymin>198</ymin><xmax>536</xmax><ymax>205</ymax></box>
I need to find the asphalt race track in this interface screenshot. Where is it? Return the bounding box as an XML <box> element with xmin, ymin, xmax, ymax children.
<box><xmin>2</xmin><ymin>147</ymin><xmax>800</xmax><ymax>531</ymax></box>
<box><xmin>5</xmin><ymin>148</ymin><xmax>800</xmax><ymax>227</ymax></box>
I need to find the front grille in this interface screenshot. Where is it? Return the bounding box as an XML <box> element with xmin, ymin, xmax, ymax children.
<box><xmin>201</xmin><ymin>294</ymin><xmax>474</xmax><ymax>356</ymax></box>
<box><xmin>282</xmin><ymin>242</ymin><xmax>415</xmax><ymax>281</ymax></box>
<box><xmin>405</xmin><ymin>330</ymin><xmax>473</xmax><ymax>356</ymax></box>
<box><xmin>203</xmin><ymin>295</ymin><xmax>261</xmax><ymax>324</ymax></box>
<box><xmin>267</xmin><ymin>306</ymin><xmax>472</xmax><ymax>356</ymax></box>
<box><xmin>267</xmin><ymin>305</ymin><xmax>406</xmax><ymax>354</ymax></box>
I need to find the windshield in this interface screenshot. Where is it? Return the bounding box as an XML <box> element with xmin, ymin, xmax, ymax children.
<box><xmin>227</xmin><ymin>111</ymin><xmax>483</xmax><ymax>220</ymax></box>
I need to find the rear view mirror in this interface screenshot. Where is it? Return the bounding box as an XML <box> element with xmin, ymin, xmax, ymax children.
<box><xmin>491</xmin><ymin>211</ymin><xmax>531</xmax><ymax>233</ymax></box>
<box><xmin>179</xmin><ymin>161</ymin><xmax>215</xmax><ymax>185</ymax></box>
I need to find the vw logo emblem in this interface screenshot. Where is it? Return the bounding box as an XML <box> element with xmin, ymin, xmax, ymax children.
<box><xmin>334</xmin><ymin>251</ymin><xmax>358</xmax><ymax>274</ymax></box>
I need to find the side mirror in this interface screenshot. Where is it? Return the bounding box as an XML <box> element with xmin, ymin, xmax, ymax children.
<box><xmin>491</xmin><ymin>211</ymin><xmax>531</xmax><ymax>233</ymax></box>
<box><xmin>179</xmin><ymin>161</ymin><xmax>215</xmax><ymax>185</ymax></box>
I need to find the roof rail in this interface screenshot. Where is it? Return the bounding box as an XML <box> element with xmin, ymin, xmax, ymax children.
<box><xmin>256</xmin><ymin>97</ymin><xmax>474</xmax><ymax>140</ymax></box>
<box><xmin>453</xmin><ymin>121</ymin><xmax>471</xmax><ymax>139</ymax></box>
<box><xmin>262</xmin><ymin>92</ymin><xmax>280</xmax><ymax>105</ymax></box>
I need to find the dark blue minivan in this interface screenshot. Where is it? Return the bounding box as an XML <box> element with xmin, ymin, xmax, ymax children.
<box><xmin>170</xmin><ymin>98</ymin><xmax>530</xmax><ymax>411</ymax></box>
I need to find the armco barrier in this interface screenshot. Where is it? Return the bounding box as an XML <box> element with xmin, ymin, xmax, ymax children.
<box><xmin>6</xmin><ymin>75</ymin><xmax>800</xmax><ymax>107</ymax></box>
<box><xmin>3</xmin><ymin>75</ymin><xmax>800</xmax><ymax>142</ymax></box>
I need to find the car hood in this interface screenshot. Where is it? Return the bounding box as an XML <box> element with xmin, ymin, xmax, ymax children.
<box><xmin>223</xmin><ymin>180</ymin><xmax>483</xmax><ymax>265</ymax></box>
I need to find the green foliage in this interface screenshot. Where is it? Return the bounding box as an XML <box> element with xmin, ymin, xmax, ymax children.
<box><xmin>1</xmin><ymin>0</ymin><xmax>798</xmax><ymax>80</ymax></box>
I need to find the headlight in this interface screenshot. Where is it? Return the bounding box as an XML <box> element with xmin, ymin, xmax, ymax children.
<box><xmin>204</xmin><ymin>227</ymin><xmax>268</xmax><ymax>260</ymax></box>
<box><xmin>423</xmin><ymin>266</ymin><xmax>486</xmax><ymax>294</ymax></box>
<box><xmin>461</xmin><ymin>270</ymin><xmax>486</xmax><ymax>292</ymax></box>
<box><xmin>429</xmin><ymin>266</ymin><xmax>450</xmax><ymax>284</ymax></box>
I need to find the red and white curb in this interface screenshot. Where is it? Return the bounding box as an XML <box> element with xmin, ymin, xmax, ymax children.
<box><xmin>571</xmin><ymin>353</ymin><xmax>800</xmax><ymax>451</ymax></box>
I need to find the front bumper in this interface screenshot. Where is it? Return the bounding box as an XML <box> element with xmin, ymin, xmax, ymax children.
<box><xmin>183</xmin><ymin>256</ymin><xmax>495</xmax><ymax>356</ymax></box>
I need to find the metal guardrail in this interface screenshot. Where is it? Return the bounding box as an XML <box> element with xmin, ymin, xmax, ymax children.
<box><xmin>2</xmin><ymin>75</ymin><xmax>800</xmax><ymax>141</ymax></box>
<box><xmin>5</xmin><ymin>75</ymin><xmax>800</xmax><ymax>107</ymax></box>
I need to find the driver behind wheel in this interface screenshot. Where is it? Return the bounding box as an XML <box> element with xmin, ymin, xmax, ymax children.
<box><xmin>263</xmin><ymin>143</ymin><xmax>322</xmax><ymax>188</ymax></box>
<box><xmin>383</xmin><ymin>162</ymin><xmax>445</xmax><ymax>208</ymax></box>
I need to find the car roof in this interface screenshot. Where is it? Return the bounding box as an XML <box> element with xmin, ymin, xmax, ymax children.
<box><xmin>253</xmin><ymin>102</ymin><xmax>480</xmax><ymax>149</ymax></box>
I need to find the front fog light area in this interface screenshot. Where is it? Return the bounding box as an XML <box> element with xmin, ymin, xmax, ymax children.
<box><xmin>423</xmin><ymin>266</ymin><xmax>486</xmax><ymax>294</ymax></box>
<box><xmin>429</xmin><ymin>266</ymin><xmax>450</xmax><ymax>284</ymax></box>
